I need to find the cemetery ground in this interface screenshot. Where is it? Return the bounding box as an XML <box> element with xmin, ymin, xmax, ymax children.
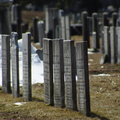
<box><xmin>0</xmin><ymin>49</ymin><xmax>120</xmax><ymax>120</ymax></box>
<box><xmin>0</xmin><ymin>11</ymin><xmax>120</xmax><ymax>120</ymax></box>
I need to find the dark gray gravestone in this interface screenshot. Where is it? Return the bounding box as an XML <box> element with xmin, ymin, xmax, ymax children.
<box><xmin>64</xmin><ymin>40</ymin><xmax>77</xmax><ymax>110</ymax></box>
<box><xmin>109</xmin><ymin>26</ymin><xmax>117</xmax><ymax>64</ymax></box>
<box><xmin>0</xmin><ymin>0</ymin><xmax>12</xmax><ymax>34</ymax></box>
<box><xmin>37</xmin><ymin>21</ymin><xmax>45</xmax><ymax>48</ymax></box>
<box><xmin>22</xmin><ymin>32</ymin><xmax>32</xmax><ymax>101</ymax></box>
<box><xmin>103</xmin><ymin>26</ymin><xmax>110</xmax><ymax>63</ymax></box>
<box><xmin>2</xmin><ymin>35</ymin><xmax>11</xmax><ymax>93</ymax></box>
<box><xmin>112</xmin><ymin>12</ymin><xmax>118</xmax><ymax>26</ymax></box>
<box><xmin>76</xmin><ymin>41</ymin><xmax>90</xmax><ymax>116</ymax></box>
<box><xmin>116</xmin><ymin>27</ymin><xmax>120</xmax><ymax>63</ymax></box>
<box><xmin>92</xmin><ymin>13</ymin><xmax>99</xmax><ymax>48</ymax></box>
<box><xmin>53</xmin><ymin>39</ymin><xmax>65</xmax><ymax>108</ymax></box>
<box><xmin>116</xmin><ymin>8</ymin><xmax>120</xmax><ymax>26</ymax></box>
<box><xmin>11</xmin><ymin>32</ymin><xmax>20</xmax><ymax>97</ymax></box>
<box><xmin>33</xmin><ymin>17</ymin><xmax>39</xmax><ymax>43</ymax></box>
<box><xmin>102</xmin><ymin>12</ymin><xmax>109</xmax><ymax>30</ymax></box>
<box><xmin>92</xmin><ymin>32</ymin><xmax>97</xmax><ymax>50</ymax></box>
<box><xmin>43</xmin><ymin>38</ymin><xmax>53</xmax><ymax>105</ymax></box>
<box><xmin>81</xmin><ymin>11</ymin><xmax>90</xmax><ymax>48</ymax></box>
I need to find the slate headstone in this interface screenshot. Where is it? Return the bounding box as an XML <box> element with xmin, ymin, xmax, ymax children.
<box><xmin>53</xmin><ymin>39</ymin><xmax>65</xmax><ymax>108</ymax></box>
<box><xmin>22</xmin><ymin>32</ymin><xmax>32</xmax><ymax>101</ymax></box>
<box><xmin>11</xmin><ymin>32</ymin><xmax>20</xmax><ymax>97</ymax></box>
<box><xmin>76</xmin><ymin>41</ymin><xmax>90</xmax><ymax>116</ymax></box>
<box><xmin>64</xmin><ymin>40</ymin><xmax>77</xmax><ymax>110</ymax></box>
<box><xmin>43</xmin><ymin>38</ymin><xmax>53</xmax><ymax>105</ymax></box>
<box><xmin>2</xmin><ymin>35</ymin><xmax>11</xmax><ymax>93</ymax></box>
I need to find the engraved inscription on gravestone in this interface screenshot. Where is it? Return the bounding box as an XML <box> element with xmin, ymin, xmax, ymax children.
<box><xmin>43</xmin><ymin>38</ymin><xmax>53</xmax><ymax>105</ymax></box>
<box><xmin>2</xmin><ymin>35</ymin><xmax>11</xmax><ymax>93</ymax></box>
<box><xmin>22</xmin><ymin>32</ymin><xmax>32</xmax><ymax>101</ymax></box>
<box><xmin>53</xmin><ymin>39</ymin><xmax>65</xmax><ymax>108</ymax></box>
<box><xmin>76</xmin><ymin>42</ymin><xmax>90</xmax><ymax>116</ymax></box>
<box><xmin>11</xmin><ymin>32</ymin><xmax>20</xmax><ymax>97</ymax></box>
<box><xmin>64</xmin><ymin>40</ymin><xmax>77</xmax><ymax>110</ymax></box>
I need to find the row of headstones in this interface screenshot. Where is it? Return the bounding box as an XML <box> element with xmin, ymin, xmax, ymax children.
<box><xmin>11</xmin><ymin>4</ymin><xmax>45</xmax><ymax>47</ymax></box>
<box><xmin>1</xmin><ymin>32</ymin><xmax>32</xmax><ymax>101</ymax></box>
<box><xmin>100</xmin><ymin>26</ymin><xmax>120</xmax><ymax>64</ymax></box>
<box><xmin>43</xmin><ymin>38</ymin><xmax>90</xmax><ymax>116</ymax></box>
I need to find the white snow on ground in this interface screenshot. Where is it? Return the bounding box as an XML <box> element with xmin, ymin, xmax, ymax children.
<box><xmin>0</xmin><ymin>37</ymin><xmax>44</xmax><ymax>86</ymax></box>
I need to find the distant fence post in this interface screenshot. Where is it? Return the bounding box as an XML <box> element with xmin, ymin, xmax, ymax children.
<box><xmin>22</xmin><ymin>32</ymin><xmax>32</xmax><ymax>101</ymax></box>
<box><xmin>53</xmin><ymin>39</ymin><xmax>65</xmax><ymax>108</ymax></box>
<box><xmin>64</xmin><ymin>40</ymin><xmax>77</xmax><ymax>110</ymax></box>
<box><xmin>2</xmin><ymin>35</ymin><xmax>11</xmax><ymax>93</ymax></box>
<box><xmin>11</xmin><ymin>32</ymin><xmax>20</xmax><ymax>97</ymax></box>
<box><xmin>43</xmin><ymin>38</ymin><xmax>54</xmax><ymax>105</ymax></box>
<box><xmin>76</xmin><ymin>41</ymin><xmax>90</xmax><ymax>116</ymax></box>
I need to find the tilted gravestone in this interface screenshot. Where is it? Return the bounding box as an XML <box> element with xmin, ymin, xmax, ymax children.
<box><xmin>64</xmin><ymin>40</ymin><xmax>77</xmax><ymax>110</ymax></box>
<box><xmin>43</xmin><ymin>38</ymin><xmax>53</xmax><ymax>105</ymax></box>
<box><xmin>11</xmin><ymin>32</ymin><xmax>20</xmax><ymax>97</ymax></box>
<box><xmin>2</xmin><ymin>35</ymin><xmax>11</xmax><ymax>93</ymax></box>
<box><xmin>76</xmin><ymin>41</ymin><xmax>90</xmax><ymax>116</ymax></box>
<box><xmin>37</xmin><ymin>21</ymin><xmax>45</xmax><ymax>48</ymax></box>
<box><xmin>53</xmin><ymin>39</ymin><xmax>65</xmax><ymax>108</ymax></box>
<box><xmin>22</xmin><ymin>32</ymin><xmax>32</xmax><ymax>101</ymax></box>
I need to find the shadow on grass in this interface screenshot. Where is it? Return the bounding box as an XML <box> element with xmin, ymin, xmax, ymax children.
<box><xmin>91</xmin><ymin>112</ymin><xmax>110</xmax><ymax>120</ymax></box>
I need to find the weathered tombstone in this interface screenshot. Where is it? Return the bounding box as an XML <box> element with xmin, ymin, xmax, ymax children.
<box><xmin>92</xmin><ymin>13</ymin><xmax>99</xmax><ymax>48</ymax></box>
<box><xmin>109</xmin><ymin>26</ymin><xmax>117</xmax><ymax>64</ymax></box>
<box><xmin>65</xmin><ymin>15</ymin><xmax>71</xmax><ymax>40</ymax></box>
<box><xmin>61</xmin><ymin>13</ymin><xmax>66</xmax><ymax>39</ymax></box>
<box><xmin>81</xmin><ymin>11</ymin><xmax>90</xmax><ymax>48</ymax></box>
<box><xmin>102</xmin><ymin>26</ymin><xmax>110</xmax><ymax>63</ymax></box>
<box><xmin>76</xmin><ymin>41</ymin><xmax>90</xmax><ymax>116</ymax></box>
<box><xmin>53</xmin><ymin>39</ymin><xmax>65</xmax><ymax>108</ymax></box>
<box><xmin>116</xmin><ymin>27</ymin><xmax>120</xmax><ymax>63</ymax></box>
<box><xmin>116</xmin><ymin>8</ymin><xmax>120</xmax><ymax>26</ymax></box>
<box><xmin>102</xmin><ymin>12</ymin><xmax>109</xmax><ymax>30</ymax></box>
<box><xmin>43</xmin><ymin>38</ymin><xmax>53</xmax><ymax>105</ymax></box>
<box><xmin>2</xmin><ymin>35</ymin><xmax>11</xmax><ymax>93</ymax></box>
<box><xmin>64</xmin><ymin>40</ymin><xmax>77</xmax><ymax>110</ymax></box>
<box><xmin>11</xmin><ymin>32</ymin><xmax>20</xmax><ymax>97</ymax></box>
<box><xmin>45</xmin><ymin>8</ymin><xmax>58</xmax><ymax>38</ymax></box>
<box><xmin>92</xmin><ymin>32</ymin><xmax>97</xmax><ymax>51</ymax></box>
<box><xmin>112</xmin><ymin>12</ymin><xmax>118</xmax><ymax>26</ymax></box>
<box><xmin>0</xmin><ymin>0</ymin><xmax>13</xmax><ymax>34</ymax></box>
<box><xmin>33</xmin><ymin>17</ymin><xmax>39</xmax><ymax>42</ymax></box>
<box><xmin>22</xmin><ymin>32</ymin><xmax>32</xmax><ymax>101</ymax></box>
<box><xmin>11</xmin><ymin>4</ymin><xmax>22</xmax><ymax>39</ymax></box>
<box><xmin>37</xmin><ymin>21</ymin><xmax>45</xmax><ymax>48</ymax></box>
<box><xmin>53</xmin><ymin>17</ymin><xmax>58</xmax><ymax>38</ymax></box>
